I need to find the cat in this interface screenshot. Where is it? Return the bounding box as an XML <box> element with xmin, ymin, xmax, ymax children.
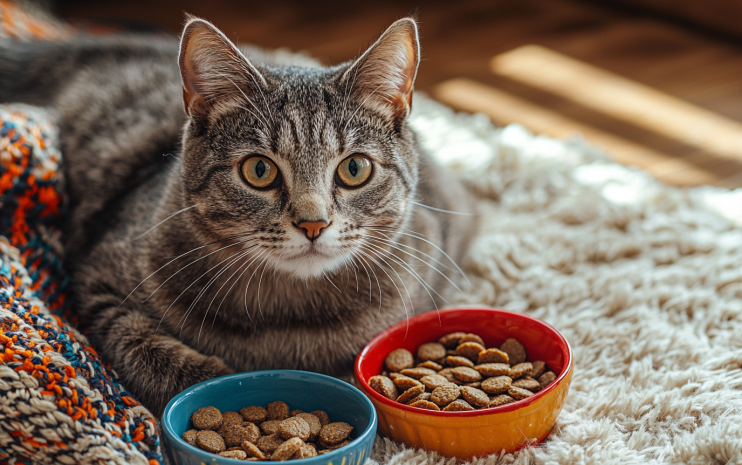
<box><xmin>0</xmin><ymin>15</ymin><xmax>476</xmax><ymax>416</ymax></box>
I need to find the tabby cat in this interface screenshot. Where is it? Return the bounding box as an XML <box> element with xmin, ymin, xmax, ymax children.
<box><xmin>0</xmin><ymin>15</ymin><xmax>476</xmax><ymax>415</ymax></box>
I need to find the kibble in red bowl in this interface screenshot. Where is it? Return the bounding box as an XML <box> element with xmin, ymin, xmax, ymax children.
<box><xmin>370</xmin><ymin>332</ymin><xmax>559</xmax><ymax>411</ymax></box>
<box><xmin>355</xmin><ymin>307</ymin><xmax>573</xmax><ymax>458</ymax></box>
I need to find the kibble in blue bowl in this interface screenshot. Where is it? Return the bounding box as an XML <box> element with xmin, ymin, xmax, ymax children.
<box><xmin>162</xmin><ymin>370</ymin><xmax>377</xmax><ymax>464</ymax></box>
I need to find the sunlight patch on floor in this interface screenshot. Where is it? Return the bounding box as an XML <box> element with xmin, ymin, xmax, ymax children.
<box><xmin>432</xmin><ymin>78</ymin><xmax>716</xmax><ymax>186</ymax></box>
<box><xmin>491</xmin><ymin>45</ymin><xmax>742</xmax><ymax>165</ymax></box>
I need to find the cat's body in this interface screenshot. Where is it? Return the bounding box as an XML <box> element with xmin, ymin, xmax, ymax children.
<box><xmin>1</xmin><ymin>18</ymin><xmax>475</xmax><ymax>415</ymax></box>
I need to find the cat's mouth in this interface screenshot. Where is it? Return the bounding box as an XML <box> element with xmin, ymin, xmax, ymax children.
<box><xmin>270</xmin><ymin>243</ymin><xmax>350</xmax><ymax>280</ymax></box>
<box><xmin>287</xmin><ymin>244</ymin><xmax>331</xmax><ymax>259</ymax></box>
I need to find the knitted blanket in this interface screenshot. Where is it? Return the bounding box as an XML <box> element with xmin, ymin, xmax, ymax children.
<box><xmin>0</xmin><ymin>106</ymin><xmax>161</xmax><ymax>464</ymax></box>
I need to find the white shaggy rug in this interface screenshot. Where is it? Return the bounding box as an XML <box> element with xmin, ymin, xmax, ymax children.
<box><xmin>371</xmin><ymin>96</ymin><xmax>742</xmax><ymax>465</ymax></box>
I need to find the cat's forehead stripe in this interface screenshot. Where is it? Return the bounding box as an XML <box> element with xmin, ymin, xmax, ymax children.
<box><xmin>273</xmin><ymin>103</ymin><xmax>341</xmax><ymax>160</ymax></box>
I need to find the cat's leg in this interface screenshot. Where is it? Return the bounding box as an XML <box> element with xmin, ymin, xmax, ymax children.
<box><xmin>87</xmin><ymin>303</ymin><xmax>234</xmax><ymax>417</ymax></box>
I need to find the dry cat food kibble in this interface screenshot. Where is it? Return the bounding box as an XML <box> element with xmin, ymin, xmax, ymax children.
<box><xmin>184</xmin><ymin>403</ymin><xmax>353</xmax><ymax>460</ymax></box>
<box><xmin>375</xmin><ymin>334</ymin><xmax>560</xmax><ymax>411</ymax></box>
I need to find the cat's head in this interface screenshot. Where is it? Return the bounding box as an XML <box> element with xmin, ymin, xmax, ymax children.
<box><xmin>176</xmin><ymin>16</ymin><xmax>421</xmax><ymax>280</ymax></box>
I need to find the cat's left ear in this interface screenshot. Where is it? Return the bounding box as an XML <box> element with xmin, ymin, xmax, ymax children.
<box><xmin>178</xmin><ymin>15</ymin><xmax>266</xmax><ymax>117</ymax></box>
<box><xmin>341</xmin><ymin>17</ymin><xmax>420</xmax><ymax>122</ymax></box>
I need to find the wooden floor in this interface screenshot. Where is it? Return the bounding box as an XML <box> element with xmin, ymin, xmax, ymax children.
<box><xmin>59</xmin><ymin>0</ymin><xmax>742</xmax><ymax>188</ymax></box>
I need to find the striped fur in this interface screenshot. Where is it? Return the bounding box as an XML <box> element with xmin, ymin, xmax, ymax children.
<box><xmin>0</xmin><ymin>16</ymin><xmax>476</xmax><ymax>416</ymax></box>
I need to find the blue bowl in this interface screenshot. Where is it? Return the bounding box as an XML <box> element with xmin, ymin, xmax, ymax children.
<box><xmin>162</xmin><ymin>370</ymin><xmax>378</xmax><ymax>464</ymax></box>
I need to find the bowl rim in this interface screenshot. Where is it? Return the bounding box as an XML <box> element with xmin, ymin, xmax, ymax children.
<box><xmin>161</xmin><ymin>369</ymin><xmax>378</xmax><ymax>463</ymax></box>
<box><xmin>354</xmin><ymin>306</ymin><xmax>573</xmax><ymax>417</ymax></box>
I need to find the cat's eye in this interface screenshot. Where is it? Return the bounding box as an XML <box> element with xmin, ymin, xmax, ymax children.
<box><xmin>336</xmin><ymin>154</ymin><xmax>373</xmax><ymax>188</ymax></box>
<box><xmin>241</xmin><ymin>156</ymin><xmax>280</xmax><ymax>189</ymax></box>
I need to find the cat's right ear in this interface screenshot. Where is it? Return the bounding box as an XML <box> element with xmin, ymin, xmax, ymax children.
<box><xmin>340</xmin><ymin>17</ymin><xmax>420</xmax><ymax>123</ymax></box>
<box><xmin>178</xmin><ymin>15</ymin><xmax>266</xmax><ymax>117</ymax></box>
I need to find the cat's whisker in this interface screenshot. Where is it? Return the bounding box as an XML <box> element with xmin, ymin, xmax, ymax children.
<box><xmin>144</xmin><ymin>237</ymin><xmax>257</xmax><ymax>304</ymax></box>
<box><xmin>364</xmin><ymin>232</ymin><xmax>456</xmax><ymax>273</ymax></box>
<box><xmin>338</xmin><ymin>263</ymin><xmax>346</xmax><ymax>289</ymax></box>
<box><xmin>156</xmin><ymin>242</ymin><xmax>256</xmax><ymax>333</ymax></box>
<box><xmin>194</xmin><ymin>248</ymin><xmax>256</xmax><ymax>344</ymax></box>
<box><xmin>199</xmin><ymin>246</ymin><xmax>266</xmax><ymax>339</ymax></box>
<box><xmin>366</xmin><ymin>224</ymin><xmax>437</xmax><ymax>241</ymax></box>
<box><xmin>256</xmin><ymin>252</ymin><xmax>273</xmax><ymax>320</ymax></box>
<box><xmin>348</xmin><ymin>248</ymin><xmax>373</xmax><ymax>302</ymax></box>
<box><xmin>363</xmin><ymin>240</ymin><xmax>447</xmax><ymax>304</ymax></box>
<box><xmin>180</xmin><ymin>247</ymin><xmax>256</xmax><ymax>338</ymax></box>
<box><xmin>213</xmin><ymin>248</ymin><xmax>269</xmax><ymax>327</ymax></box>
<box><xmin>409</xmin><ymin>200</ymin><xmax>475</xmax><ymax>216</ymax></box>
<box><xmin>356</xmin><ymin>253</ymin><xmax>381</xmax><ymax>311</ymax></box>
<box><xmin>190</xmin><ymin>248</ymin><xmax>251</xmax><ymax>313</ymax></box>
<box><xmin>363</xmin><ymin>241</ymin><xmax>446</xmax><ymax>322</ymax></box>
<box><xmin>120</xmin><ymin>232</ymin><xmax>249</xmax><ymax>306</ymax></box>
<box><xmin>347</xmin><ymin>254</ymin><xmax>360</xmax><ymax>293</ymax></box>
<box><xmin>373</xmin><ymin>254</ymin><xmax>443</xmax><ymax>328</ymax></box>
<box><xmin>357</xmin><ymin>248</ymin><xmax>411</xmax><ymax>327</ymax></box>
<box><xmin>132</xmin><ymin>204</ymin><xmax>198</xmax><ymax>241</ymax></box>
<box><xmin>323</xmin><ymin>271</ymin><xmax>342</xmax><ymax>294</ymax></box>
<box><xmin>370</xmin><ymin>250</ymin><xmax>417</xmax><ymax>318</ymax></box>
<box><xmin>360</xmin><ymin>248</ymin><xmax>413</xmax><ymax>337</ymax></box>
<box><xmin>357</xmin><ymin>249</ymin><xmax>396</xmax><ymax>317</ymax></box>
<box><xmin>344</xmin><ymin>264</ymin><xmax>351</xmax><ymax>289</ymax></box>
<box><xmin>338</xmin><ymin>244</ymin><xmax>368</xmax><ymax>293</ymax></box>
<box><xmin>244</xmin><ymin>249</ymin><xmax>270</xmax><ymax>321</ymax></box>
<box><xmin>203</xmin><ymin>250</ymin><xmax>256</xmax><ymax>325</ymax></box>
<box><xmin>364</xmin><ymin>234</ymin><xmax>464</xmax><ymax>296</ymax></box>
<box><xmin>365</xmin><ymin>227</ymin><xmax>470</xmax><ymax>285</ymax></box>
<box><xmin>363</xmin><ymin>241</ymin><xmax>438</xmax><ymax>294</ymax></box>
<box><xmin>339</xmin><ymin>261</ymin><xmax>350</xmax><ymax>290</ymax></box>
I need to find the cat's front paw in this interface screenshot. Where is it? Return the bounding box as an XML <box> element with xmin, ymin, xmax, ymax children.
<box><xmin>130</xmin><ymin>345</ymin><xmax>236</xmax><ymax>416</ymax></box>
<box><xmin>195</xmin><ymin>354</ymin><xmax>236</xmax><ymax>380</ymax></box>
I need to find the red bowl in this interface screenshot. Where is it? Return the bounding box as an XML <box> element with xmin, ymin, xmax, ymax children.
<box><xmin>355</xmin><ymin>307</ymin><xmax>573</xmax><ymax>459</ymax></box>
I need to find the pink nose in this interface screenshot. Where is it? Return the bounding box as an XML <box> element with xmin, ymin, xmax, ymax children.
<box><xmin>297</xmin><ymin>220</ymin><xmax>329</xmax><ymax>241</ymax></box>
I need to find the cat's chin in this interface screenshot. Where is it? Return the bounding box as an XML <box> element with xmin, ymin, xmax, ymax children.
<box><xmin>267</xmin><ymin>249</ymin><xmax>351</xmax><ymax>280</ymax></box>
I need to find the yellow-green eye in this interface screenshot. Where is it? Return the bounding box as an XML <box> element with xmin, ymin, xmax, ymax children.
<box><xmin>337</xmin><ymin>154</ymin><xmax>373</xmax><ymax>188</ymax></box>
<box><xmin>241</xmin><ymin>156</ymin><xmax>279</xmax><ymax>189</ymax></box>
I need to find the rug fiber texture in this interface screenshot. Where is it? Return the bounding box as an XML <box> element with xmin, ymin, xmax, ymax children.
<box><xmin>369</xmin><ymin>96</ymin><xmax>742</xmax><ymax>465</ymax></box>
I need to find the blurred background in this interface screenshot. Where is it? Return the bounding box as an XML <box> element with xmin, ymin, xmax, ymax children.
<box><xmin>57</xmin><ymin>0</ymin><xmax>742</xmax><ymax>188</ymax></box>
